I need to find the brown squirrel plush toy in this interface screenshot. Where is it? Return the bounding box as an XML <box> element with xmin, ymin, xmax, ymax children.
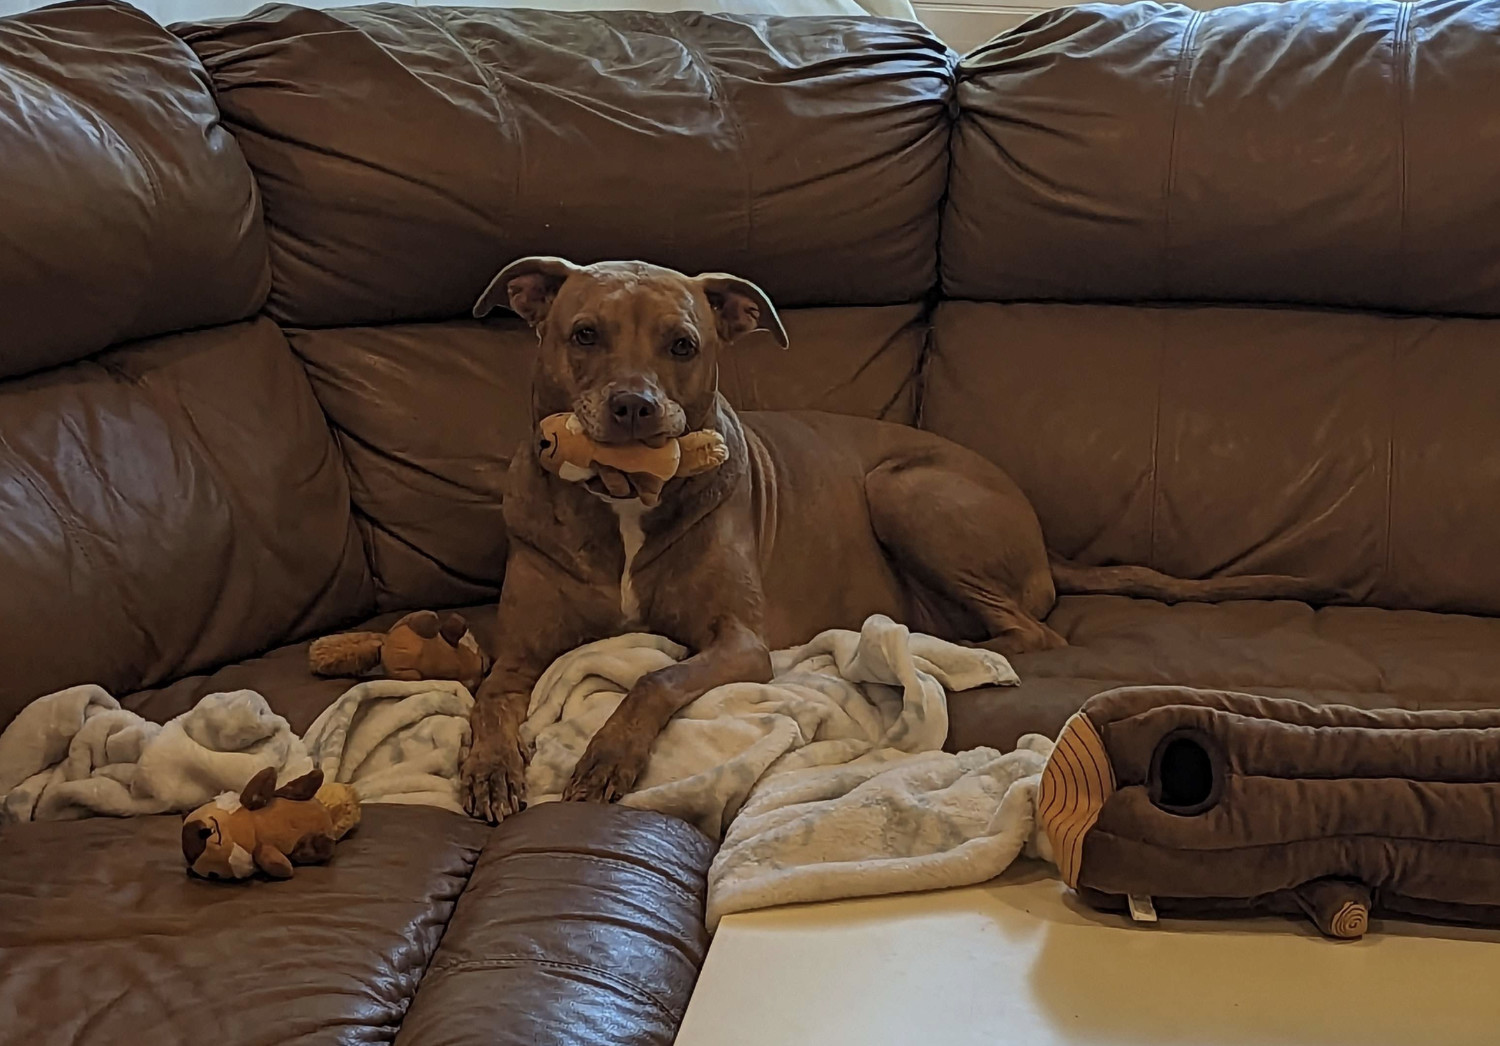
<box><xmin>308</xmin><ymin>610</ymin><xmax>490</xmax><ymax>693</ymax></box>
<box><xmin>537</xmin><ymin>412</ymin><xmax>729</xmax><ymax>507</ymax></box>
<box><xmin>182</xmin><ymin>767</ymin><xmax>360</xmax><ymax>880</ymax></box>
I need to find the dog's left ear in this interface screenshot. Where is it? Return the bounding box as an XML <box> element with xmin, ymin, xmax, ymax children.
<box><xmin>697</xmin><ymin>273</ymin><xmax>788</xmax><ymax>349</ymax></box>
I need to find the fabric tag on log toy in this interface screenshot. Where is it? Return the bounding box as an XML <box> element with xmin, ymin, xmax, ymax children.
<box><xmin>1127</xmin><ymin>895</ymin><xmax>1158</xmax><ymax>923</ymax></box>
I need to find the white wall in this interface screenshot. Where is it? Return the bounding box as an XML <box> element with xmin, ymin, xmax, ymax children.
<box><xmin>0</xmin><ymin>0</ymin><xmax>931</xmax><ymax>21</ymax></box>
<box><xmin>913</xmin><ymin>1</ymin><xmax>1048</xmax><ymax>52</ymax></box>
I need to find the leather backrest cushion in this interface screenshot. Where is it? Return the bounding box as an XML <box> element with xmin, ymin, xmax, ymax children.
<box><xmin>289</xmin><ymin>322</ymin><xmax>532</xmax><ymax>613</ymax></box>
<box><xmin>719</xmin><ymin>305</ymin><xmax>926</xmax><ymax>424</ymax></box>
<box><xmin>292</xmin><ymin>305</ymin><xmax>925</xmax><ymax>611</ymax></box>
<box><xmin>0</xmin><ymin>320</ymin><xmax>372</xmax><ymax>728</ymax></box>
<box><xmin>0</xmin><ymin>0</ymin><xmax>268</xmax><ymax>380</ymax></box>
<box><xmin>945</xmin><ymin>0</ymin><xmax>1500</xmax><ymax>314</ymax></box>
<box><xmin>177</xmin><ymin>5</ymin><xmax>954</xmax><ymax>328</ymax></box>
<box><xmin>922</xmin><ymin>301</ymin><xmax>1500</xmax><ymax>616</ymax></box>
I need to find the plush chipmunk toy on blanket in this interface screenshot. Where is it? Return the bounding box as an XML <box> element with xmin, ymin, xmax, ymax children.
<box><xmin>536</xmin><ymin>412</ymin><xmax>729</xmax><ymax>507</ymax></box>
<box><xmin>308</xmin><ymin>610</ymin><xmax>490</xmax><ymax>693</ymax></box>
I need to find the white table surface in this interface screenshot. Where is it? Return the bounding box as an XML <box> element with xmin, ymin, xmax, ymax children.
<box><xmin>676</xmin><ymin>860</ymin><xmax>1500</xmax><ymax>1046</ymax></box>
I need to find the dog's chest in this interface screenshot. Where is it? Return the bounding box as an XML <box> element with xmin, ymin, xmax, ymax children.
<box><xmin>611</xmin><ymin>500</ymin><xmax>647</xmax><ymax>626</ymax></box>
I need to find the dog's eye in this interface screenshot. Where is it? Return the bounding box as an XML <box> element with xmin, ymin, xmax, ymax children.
<box><xmin>669</xmin><ymin>336</ymin><xmax>697</xmax><ymax>359</ymax></box>
<box><xmin>572</xmin><ymin>326</ymin><xmax>597</xmax><ymax>347</ymax></box>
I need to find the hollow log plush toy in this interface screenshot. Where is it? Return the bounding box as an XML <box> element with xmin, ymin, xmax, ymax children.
<box><xmin>536</xmin><ymin>411</ymin><xmax>729</xmax><ymax>507</ymax></box>
<box><xmin>1038</xmin><ymin>687</ymin><xmax>1500</xmax><ymax>938</ymax></box>
<box><xmin>308</xmin><ymin>610</ymin><xmax>490</xmax><ymax>693</ymax></box>
<box><xmin>182</xmin><ymin>767</ymin><xmax>360</xmax><ymax>880</ymax></box>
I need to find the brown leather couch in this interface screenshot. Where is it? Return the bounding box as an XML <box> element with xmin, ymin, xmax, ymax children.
<box><xmin>2</xmin><ymin>0</ymin><xmax>1497</xmax><ymax>1041</ymax></box>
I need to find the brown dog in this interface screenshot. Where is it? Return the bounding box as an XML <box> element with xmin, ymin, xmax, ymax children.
<box><xmin>458</xmin><ymin>257</ymin><xmax>1339</xmax><ymax>821</ymax></box>
<box><xmin>457</xmin><ymin>256</ymin><xmax>1071</xmax><ymax>823</ymax></box>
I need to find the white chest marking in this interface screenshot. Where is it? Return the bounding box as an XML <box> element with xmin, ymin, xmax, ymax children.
<box><xmin>612</xmin><ymin>500</ymin><xmax>647</xmax><ymax>626</ymax></box>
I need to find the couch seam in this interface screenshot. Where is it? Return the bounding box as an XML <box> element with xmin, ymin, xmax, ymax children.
<box><xmin>1391</xmin><ymin>2</ymin><xmax>1412</xmax><ymax>308</ymax></box>
<box><xmin>1150</xmin><ymin>11</ymin><xmax>1201</xmax><ymax>569</ymax></box>
<box><xmin>1382</xmin><ymin>4</ymin><xmax>1412</xmax><ymax>600</ymax></box>
<box><xmin>664</xmin><ymin>17</ymin><xmax>755</xmax><ymax>268</ymax></box>
<box><xmin>1148</xmin><ymin>309</ymin><xmax>1167</xmax><ymax>570</ymax></box>
<box><xmin>1160</xmin><ymin>10</ymin><xmax>1203</xmax><ymax>299</ymax></box>
<box><xmin>423</xmin><ymin>956</ymin><xmax>682</xmax><ymax>1021</ymax></box>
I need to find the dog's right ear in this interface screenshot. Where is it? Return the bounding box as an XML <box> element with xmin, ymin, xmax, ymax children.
<box><xmin>473</xmin><ymin>256</ymin><xmax>579</xmax><ymax>324</ymax></box>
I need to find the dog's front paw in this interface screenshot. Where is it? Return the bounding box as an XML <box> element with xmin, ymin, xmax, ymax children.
<box><xmin>562</xmin><ymin>731</ymin><xmax>649</xmax><ymax>804</ymax></box>
<box><xmin>460</xmin><ymin>736</ymin><xmax>529</xmax><ymax>824</ymax></box>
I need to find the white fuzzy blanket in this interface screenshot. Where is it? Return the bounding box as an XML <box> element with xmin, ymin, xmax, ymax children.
<box><xmin>523</xmin><ymin>615</ymin><xmax>1054</xmax><ymax>928</ymax></box>
<box><xmin>0</xmin><ymin>679</ymin><xmax>473</xmax><ymax>823</ymax></box>
<box><xmin>0</xmin><ymin>616</ymin><xmax>1053</xmax><ymax>929</ymax></box>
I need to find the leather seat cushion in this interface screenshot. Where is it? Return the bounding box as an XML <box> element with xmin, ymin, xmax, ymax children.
<box><xmin>0</xmin><ymin>805</ymin><xmax>491</xmax><ymax>1046</ymax></box>
<box><xmin>0</xmin><ymin>798</ymin><xmax>714</xmax><ymax>1046</ymax></box>
<box><xmin>949</xmin><ymin>596</ymin><xmax>1500</xmax><ymax>751</ymax></box>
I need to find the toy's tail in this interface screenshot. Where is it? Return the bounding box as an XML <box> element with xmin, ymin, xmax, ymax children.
<box><xmin>315</xmin><ymin>781</ymin><xmax>363</xmax><ymax>839</ymax></box>
<box><xmin>1049</xmin><ymin>554</ymin><xmax>1340</xmax><ymax>605</ymax></box>
<box><xmin>308</xmin><ymin>632</ymin><xmax>384</xmax><ymax>677</ymax></box>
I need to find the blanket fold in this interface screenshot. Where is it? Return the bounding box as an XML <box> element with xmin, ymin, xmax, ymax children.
<box><xmin>0</xmin><ymin>686</ymin><xmax>307</xmax><ymax>823</ymax></box>
<box><xmin>1</xmin><ymin>615</ymin><xmax>1051</xmax><ymax>928</ymax></box>
<box><xmin>0</xmin><ymin>679</ymin><xmax>473</xmax><ymax>823</ymax></box>
<box><xmin>523</xmin><ymin>614</ymin><xmax>1050</xmax><ymax>927</ymax></box>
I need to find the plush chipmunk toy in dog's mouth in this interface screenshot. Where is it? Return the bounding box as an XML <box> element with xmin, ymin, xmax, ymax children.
<box><xmin>535</xmin><ymin>412</ymin><xmax>728</xmax><ymax>507</ymax></box>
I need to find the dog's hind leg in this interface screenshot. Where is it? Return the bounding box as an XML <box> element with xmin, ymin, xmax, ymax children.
<box><xmin>865</xmin><ymin>455</ymin><xmax>1066</xmax><ymax>656</ymax></box>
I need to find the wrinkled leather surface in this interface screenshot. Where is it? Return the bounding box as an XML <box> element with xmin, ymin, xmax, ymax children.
<box><xmin>720</xmin><ymin>305</ymin><xmax>926</xmax><ymax>424</ymax></box>
<box><xmin>948</xmin><ymin>595</ymin><xmax>1500</xmax><ymax>751</ymax></box>
<box><xmin>290</xmin><ymin>322</ymin><xmax>533</xmax><ymax>612</ymax></box>
<box><xmin>291</xmin><ymin>306</ymin><xmax>924</xmax><ymax>611</ymax></box>
<box><xmin>0</xmin><ymin>805</ymin><xmax>491</xmax><ymax>1046</ymax></box>
<box><xmin>0</xmin><ymin>319</ymin><xmax>372</xmax><ymax>729</ymax></box>
<box><xmin>0</xmin><ymin>798</ymin><xmax>715</xmax><ymax>1046</ymax></box>
<box><xmin>945</xmin><ymin>1</ymin><xmax>1500</xmax><ymax>314</ymax></box>
<box><xmin>0</xmin><ymin>1</ymin><xmax>267</xmax><ymax>379</ymax></box>
<box><xmin>923</xmin><ymin>301</ymin><xmax>1500</xmax><ymax>617</ymax></box>
<box><xmin>179</xmin><ymin>4</ymin><xmax>953</xmax><ymax>327</ymax></box>
<box><xmin>396</xmin><ymin>802</ymin><xmax>714</xmax><ymax>1046</ymax></box>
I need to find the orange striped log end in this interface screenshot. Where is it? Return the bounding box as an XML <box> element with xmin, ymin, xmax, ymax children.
<box><xmin>1038</xmin><ymin>710</ymin><xmax>1117</xmax><ymax>888</ymax></box>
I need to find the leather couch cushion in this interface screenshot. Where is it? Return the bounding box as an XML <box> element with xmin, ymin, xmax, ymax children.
<box><xmin>395</xmin><ymin>802</ymin><xmax>715</xmax><ymax>1046</ymax></box>
<box><xmin>289</xmin><ymin>306</ymin><xmax>924</xmax><ymax>611</ymax></box>
<box><xmin>948</xmin><ymin>595</ymin><xmax>1500</xmax><ymax>752</ymax></box>
<box><xmin>719</xmin><ymin>305</ymin><xmax>926</xmax><ymax>425</ymax></box>
<box><xmin>0</xmin><ymin>320</ymin><xmax>372</xmax><ymax>731</ymax></box>
<box><xmin>0</xmin><ymin>0</ymin><xmax>267</xmax><ymax>379</ymax></box>
<box><xmin>944</xmin><ymin>0</ymin><xmax>1500</xmax><ymax>314</ymax></box>
<box><xmin>290</xmin><ymin>323</ymin><xmax>532</xmax><ymax>612</ymax></box>
<box><xmin>178</xmin><ymin>5</ymin><xmax>953</xmax><ymax>327</ymax></box>
<box><xmin>923</xmin><ymin>301</ymin><xmax>1500</xmax><ymax>617</ymax></box>
<box><xmin>0</xmin><ymin>805</ymin><xmax>491</xmax><ymax>1046</ymax></box>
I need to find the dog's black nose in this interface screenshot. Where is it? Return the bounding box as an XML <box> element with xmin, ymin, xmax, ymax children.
<box><xmin>607</xmin><ymin>390</ymin><xmax>661</xmax><ymax>439</ymax></box>
<box><xmin>609</xmin><ymin>390</ymin><xmax>658</xmax><ymax>423</ymax></box>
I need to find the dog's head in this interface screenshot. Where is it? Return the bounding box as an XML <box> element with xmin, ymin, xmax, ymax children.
<box><xmin>473</xmin><ymin>257</ymin><xmax>787</xmax><ymax>445</ymax></box>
